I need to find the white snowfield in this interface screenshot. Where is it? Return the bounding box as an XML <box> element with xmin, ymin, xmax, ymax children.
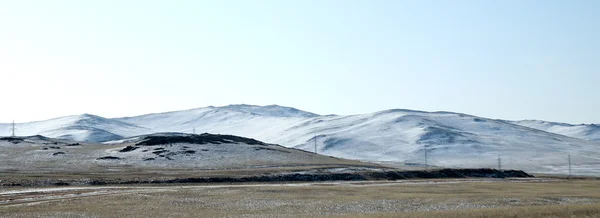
<box><xmin>1</xmin><ymin>104</ymin><xmax>599</xmax><ymax>175</ymax></box>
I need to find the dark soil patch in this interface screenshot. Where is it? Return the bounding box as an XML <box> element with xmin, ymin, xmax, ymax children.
<box><xmin>254</xmin><ymin>147</ymin><xmax>290</xmax><ymax>153</ymax></box>
<box><xmin>153</xmin><ymin>150</ymin><xmax>168</xmax><ymax>155</ymax></box>
<box><xmin>43</xmin><ymin>146</ymin><xmax>61</xmax><ymax>150</ymax></box>
<box><xmin>0</xmin><ymin>168</ymin><xmax>534</xmax><ymax>187</ymax></box>
<box><xmin>52</xmin><ymin>152</ymin><xmax>65</xmax><ymax>156</ymax></box>
<box><xmin>143</xmin><ymin>158</ymin><xmax>155</xmax><ymax>161</ymax></box>
<box><xmin>96</xmin><ymin>156</ymin><xmax>121</xmax><ymax>160</ymax></box>
<box><xmin>364</xmin><ymin>168</ymin><xmax>532</xmax><ymax>180</ymax></box>
<box><xmin>85</xmin><ymin>169</ymin><xmax>534</xmax><ymax>186</ymax></box>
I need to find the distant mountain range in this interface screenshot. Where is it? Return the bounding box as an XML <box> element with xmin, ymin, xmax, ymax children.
<box><xmin>511</xmin><ymin>120</ymin><xmax>600</xmax><ymax>142</ymax></box>
<box><xmin>1</xmin><ymin>104</ymin><xmax>599</xmax><ymax>175</ymax></box>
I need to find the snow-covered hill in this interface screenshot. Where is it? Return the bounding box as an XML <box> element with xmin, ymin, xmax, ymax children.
<box><xmin>1</xmin><ymin>104</ymin><xmax>599</xmax><ymax>175</ymax></box>
<box><xmin>0</xmin><ymin>133</ymin><xmax>371</xmax><ymax>173</ymax></box>
<box><xmin>512</xmin><ymin>120</ymin><xmax>600</xmax><ymax>142</ymax></box>
<box><xmin>116</xmin><ymin>104</ymin><xmax>316</xmax><ymax>143</ymax></box>
<box><xmin>113</xmin><ymin>105</ymin><xmax>600</xmax><ymax>175</ymax></box>
<box><xmin>0</xmin><ymin>114</ymin><xmax>148</xmax><ymax>142</ymax></box>
<box><xmin>288</xmin><ymin>111</ymin><xmax>600</xmax><ymax>175</ymax></box>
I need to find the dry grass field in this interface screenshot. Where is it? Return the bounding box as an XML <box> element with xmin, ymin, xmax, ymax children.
<box><xmin>1</xmin><ymin>178</ymin><xmax>599</xmax><ymax>218</ymax></box>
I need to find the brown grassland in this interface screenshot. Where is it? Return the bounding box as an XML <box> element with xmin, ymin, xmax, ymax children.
<box><xmin>1</xmin><ymin>178</ymin><xmax>599</xmax><ymax>217</ymax></box>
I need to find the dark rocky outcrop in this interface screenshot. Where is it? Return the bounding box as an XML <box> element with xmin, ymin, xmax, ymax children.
<box><xmin>43</xmin><ymin>146</ymin><xmax>61</xmax><ymax>150</ymax></box>
<box><xmin>119</xmin><ymin>146</ymin><xmax>138</xmax><ymax>152</ymax></box>
<box><xmin>0</xmin><ymin>137</ymin><xmax>24</xmax><ymax>144</ymax></box>
<box><xmin>136</xmin><ymin>133</ymin><xmax>265</xmax><ymax>146</ymax></box>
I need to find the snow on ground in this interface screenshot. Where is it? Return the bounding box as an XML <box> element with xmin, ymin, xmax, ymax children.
<box><xmin>512</xmin><ymin>120</ymin><xmax>600</xmax><ymax>142</ymax></box>
<box><xmin>0</xmin><ymin>114</ymin><xmax>148</xmax><ymax>142</ymax></box>
<box><xmin>0</xmin><ymin>133</ymin><xmax>364</xmax><ymax>173</ymax></box>
<box><xmin>1</xmin><ymin>105</ymin><xmax>599</xmax><ymax>176</ymax></box>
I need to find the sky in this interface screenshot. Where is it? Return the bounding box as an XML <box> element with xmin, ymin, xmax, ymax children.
<box><xmin>0</xmin><ymin>0</ymin><xmax>598</xmax><ymax>124</ymax></box>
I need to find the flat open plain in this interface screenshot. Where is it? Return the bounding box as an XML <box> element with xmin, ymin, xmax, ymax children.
<box><xmin>1</xmin><ymin>178</ymin><xmax>599</xmax><ymax>218</ymax></box>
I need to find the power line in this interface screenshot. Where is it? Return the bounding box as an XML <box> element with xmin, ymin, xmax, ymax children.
<box><xmin>424</xmin><ymin>144</ymin><xmax>428</xmax><ymax>170</ymax></box>
<box><xmin>314</xmin><ymin>133</ymin><xmax>317</xmax><ymax>154</ymax></box>
<box><xmin>9</xmin><ymin>120</ymin><xmax>16</xmax><ymax>137</ymax></box>
<box><xmin>497</xmin><ymin>155</ymin><xmax>502</xmax><ymax>170</ymax></box>
<box><xmin>568</xmin><ymin>154</ymin><xmax>572</xmax><ymax>177</ymax></box>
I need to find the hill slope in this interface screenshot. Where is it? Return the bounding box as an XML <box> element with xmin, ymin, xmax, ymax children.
<box><xmin>1</xmin><ymin>105</ymin><xmax>599</xmax><ymax>175</ymax></box>
<box><xmin>288</xmin><ymin>111</ymin><xmax>600</xmax><ymax>175</ymax></box>
<box><xmin>512</xmin><ymin>120</ymin><xmax>600</xmax><ymax>142</ymax></box>
<box><xmin>0</xmin><ymin>114</ymin><xmax>148</xmax><ymax>142</ymax></box>
<box><xmin>116</xmin><ymin>106</ymin><xmax>600</xmax><ymax>175</ymax></box>
<box><xmin>0</xmin><ymin>133</ymin><xmax>375</xmax><ymax>174</ymax></box>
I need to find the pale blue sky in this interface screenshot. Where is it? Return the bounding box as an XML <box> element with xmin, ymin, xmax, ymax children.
<box><xmin>0</xmin><ymin>0</ymin><xmax>598</xmax><ymax>123</ymax></box>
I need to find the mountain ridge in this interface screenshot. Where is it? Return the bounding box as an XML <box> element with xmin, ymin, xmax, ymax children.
<box><xmin>0</xmin><ymin>113</ymin><xmax>148</xmax><ymax>142</ymax></box>
<box><xmin>2</xmin><ymin>104</ymin><xmax>598</xmax><ymax>143</ymax></box>
<box><xmin>511</xmin><ymin>119</ymin><xmax>600</xmax><ymax>142</ymax></box>
<box><xmin>1</xmin><ymin>104</ymin><xmax>599</xmax><ymax>175</ymax></box>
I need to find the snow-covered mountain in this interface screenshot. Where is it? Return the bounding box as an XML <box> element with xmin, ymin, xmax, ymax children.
<box><xmin>0</xmin><ymin>114</ymin><xmax>148</xmax><ymax>142</ymax></box>
<box><xmin>116</xmin><ymin>104</ymin><xmax>318</xmax><ymax>143</ymax></box>
<box><xmin>1</xmin><ymin>104</ymin><xmax>599</xmax><ymax>175</ymax></box>
<box><xmin>511</xmin><ymin>120</ymin><xmax>600</xmax><ymax>142</ymax></box>
<box><xmin>116</xmin><ymin>105</ymin><xmax>600</xmax><ymax>175</ymax></box>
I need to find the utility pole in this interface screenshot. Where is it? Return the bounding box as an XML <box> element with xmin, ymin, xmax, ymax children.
<box><xmin>424</xmin><ymin>145</ymin><xmax>428</xmax><ymax>170</ymax></box>
<box><xmin>314</xmin><ymin>133</ymin><xmax>317</xmax><ymax>154</ymax></box>
<box><xmin>9</xmin><ymin>120</ymin><xmax>16</xmax><ymax>137</ymax></box>
<box><xmin>497</xmin><ymin>155</ymin><xmax>502</xmax><ymax>170</ymax></box>
<box><xmin>193</xmin><ymin>127</ymin><xmax>196</xmax><ymax>134</ymax></box>
<box><xmin>568</xmin><ymin>154</ymin><xmax>572</xmax><ymax>177</ymax></box>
